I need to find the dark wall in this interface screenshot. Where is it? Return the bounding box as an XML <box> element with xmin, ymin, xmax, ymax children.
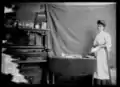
<box><xmin>16</xmin><ymin>3</ymin><xmax>42</xmax><ymax>22</ymax></box>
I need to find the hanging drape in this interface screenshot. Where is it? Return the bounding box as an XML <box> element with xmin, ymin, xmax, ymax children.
<box><xmin>46</xmin><ymin>3</ymin><xmax>115</xmax><ymax>57</ymax></box>
<box><xmin>46</xmin><ymin>3</ymin><xmax>95</xmax><ymax>57</ymax></box>
<box><xmin>46</xmin><ymin>4</ymin><xmax>77</xmax><ymax>57</ymax></box>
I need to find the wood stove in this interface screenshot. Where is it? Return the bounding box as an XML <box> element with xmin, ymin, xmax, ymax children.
<box><xmin>3</xmin><ymin>4</ymin><xmax>51</xmax><ymax>84</ymax></box>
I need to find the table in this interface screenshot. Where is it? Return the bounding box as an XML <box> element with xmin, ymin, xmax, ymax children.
<box><xmin>48</xmin><ymin>57</ymin><xmax>96</xmax><ymax>85</ymax></box>
<box><xmin>49</xmin><ymin>57</ymin><xmax>96</xmax><ymax>76</ymax></box>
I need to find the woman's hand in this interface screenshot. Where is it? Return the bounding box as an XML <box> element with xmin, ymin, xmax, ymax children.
<box><xmin>91</xmin><ymin>43</ymin><xmax>106</xmax><ymax>53</ymax></box>
<box><xmin>99</xmin><ymin>44</ymin><xmax>106</xmax><ymax>48</ymax></box>
<box><xmin>91</xmin><ymin>47</ymin><xmax>98</xmax><ymax>53</ymax></box>
<box><xmin>91</xmin><ymin>46</ymin><xmax>101</xmax><ymax>53</ymax></box>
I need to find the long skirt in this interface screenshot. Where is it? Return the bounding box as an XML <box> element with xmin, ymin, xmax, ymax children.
<box><xmin>93</xmin><ymin>48</ymin><xmax>111</xmax><ymax>85</ymax></box>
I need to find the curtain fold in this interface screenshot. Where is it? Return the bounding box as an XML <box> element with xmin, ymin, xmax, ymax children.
<box><xmin>46</xmin><ymin>4</ymin><xmax>81</xmax><ymax>57</ymax></box>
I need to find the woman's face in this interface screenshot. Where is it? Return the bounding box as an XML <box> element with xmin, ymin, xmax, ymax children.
<box><xmin>97</xmin><ymin>24</ymin><xmax>104</xmax><ymax>32</ymax></box>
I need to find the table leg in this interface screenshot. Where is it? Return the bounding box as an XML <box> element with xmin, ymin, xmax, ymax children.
<box><xmin>52</xmin><ymin>73</ymin><xmax>55</xmax><ymax>84</ymax></box>
<box><xmin>47</xmin><ymin>72</ymin><xmax>49</xmax><ymax>84</ymax></box>
<box><xmin>92</xmin><ymin>75</ymin><xmax>94</xmax><ymax>86</ymax></box>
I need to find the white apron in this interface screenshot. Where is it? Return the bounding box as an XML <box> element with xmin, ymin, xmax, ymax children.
<box><xmin>92</xmin><ymin>31</ymin><xmax>112</xmax><ymax>80</ymax></box>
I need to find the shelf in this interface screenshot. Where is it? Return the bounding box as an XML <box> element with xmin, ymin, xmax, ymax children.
<box><xmin>2</xmin><ymin>44</ymin><xmax>45</xmax><ymax>49</ymax></box>
<box><xmin>19</xmin><ymin>28</ymin><xmax>50</xmax><ymax>31</ymax></box>
<box><xmin>12</xmin><ymin>59</ymin><xmax>47</xmax><ymax>63</ymax></box>
<box><xmin>4</xmin><ymin>25</ymin><xmax>50</xmax><ymax>31</ymax></box>
<box><xmin>18</xmin><ymin>28</ymin><xmax>50</xmax><ymax>34</ymax></box>
<box><xmin>6</xmin><ymin>51</ymin><xmax>48</xmax><ymax>57</ymax></box>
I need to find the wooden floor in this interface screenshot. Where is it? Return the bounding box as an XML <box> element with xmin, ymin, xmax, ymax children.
<box><xmin>1</xmin><ymin>68</ymin><xmax>116</xmax><ymax>86</ymax></box>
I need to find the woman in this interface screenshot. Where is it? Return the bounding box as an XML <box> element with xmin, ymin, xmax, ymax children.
<box><xmin>91</xmin><ymin>20</ymin><xmax>112</xmax><ymax>85</ymax></box>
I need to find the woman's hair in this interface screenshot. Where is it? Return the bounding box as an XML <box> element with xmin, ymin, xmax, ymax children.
<box><xmin>97</xmin><ymin>20</ymin><xmax>106</xmax><ymax>27</ymax></box>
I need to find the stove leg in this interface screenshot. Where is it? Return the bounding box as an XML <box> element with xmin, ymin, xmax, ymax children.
<box><xmin>47</xmin><ymin>72</ymin><xmax>49</xmax><ymax>84</ymax></box>
<box><xmin>52</xmin><ymin>73</ymin><xmax>55</xmax><ymax>84</ymax></box>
